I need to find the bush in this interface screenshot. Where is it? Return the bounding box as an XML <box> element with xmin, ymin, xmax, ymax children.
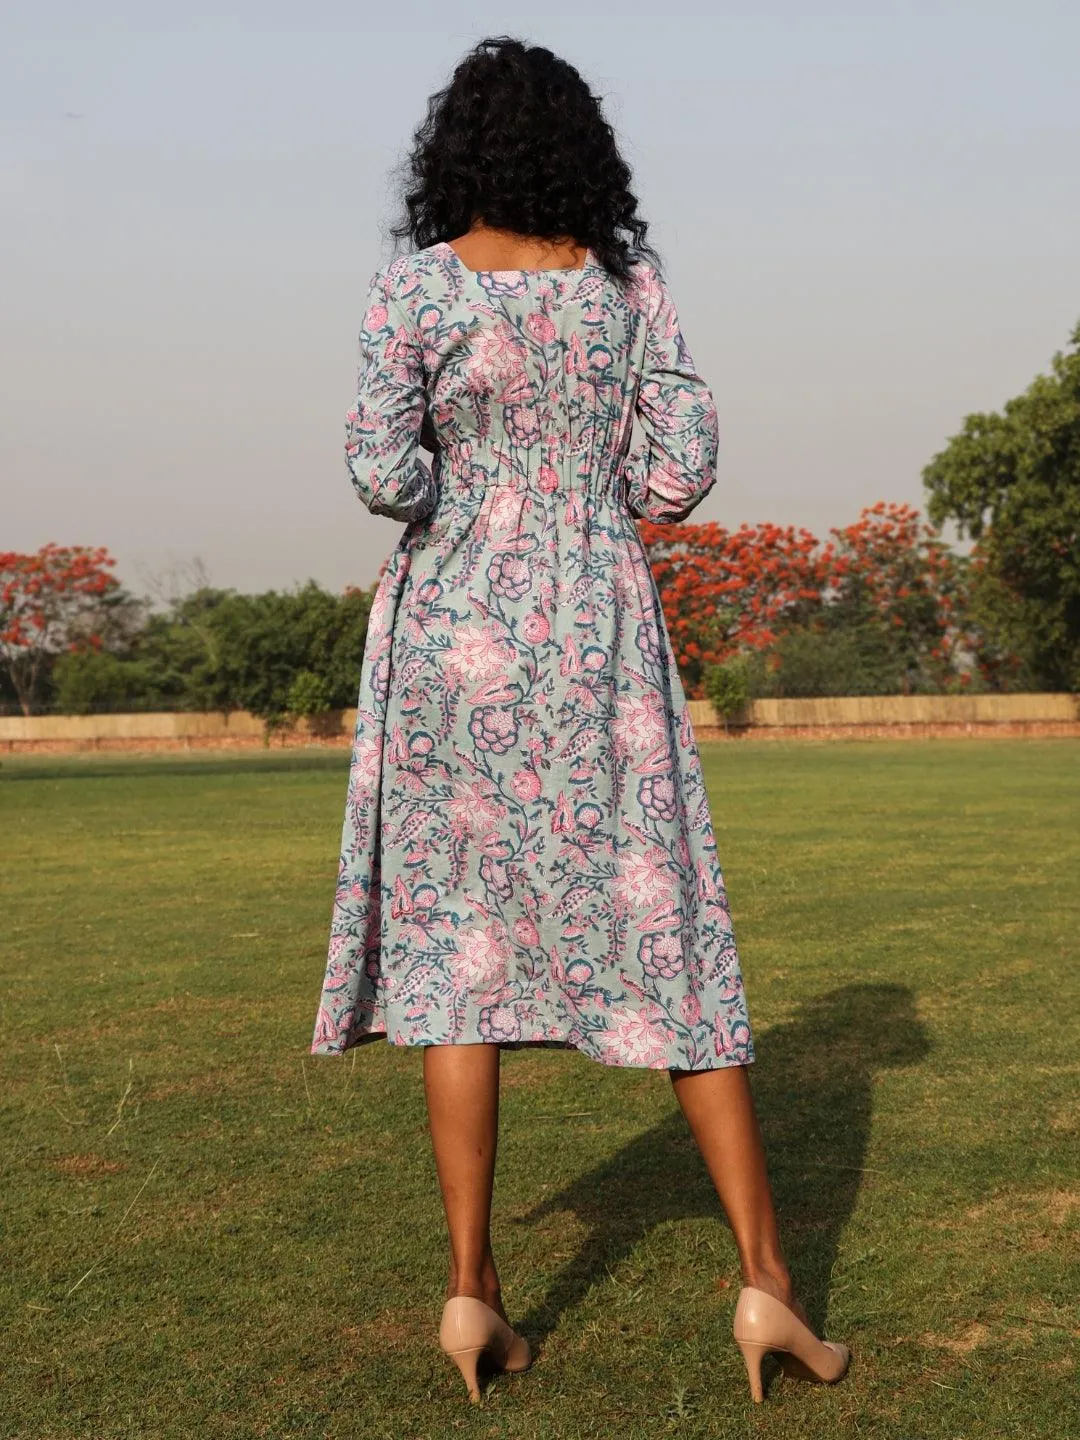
<box><xmin>703</xmin><ymin>656</ymin><xmax>752</xmax><ymax>724</ymax></box>
<box><xmin>51</xmin><ymin>650</ymin><xmax>160</xmax><ymax>714</ymax></box>
<box><xmin>286</xmin><ymin>670</ymin><xmax>333</xmax><ymax>718</ymax></box>
<box><xmin>168</xmin><ymin>581</ymin><xmax>374</xmax><ymax>719</ymax></box>
<box><xmin>762</xmin><ymin>619</ymin><xmax>907</xmax><ymax>698</ymax></box>
<box><xmin>43</xmin><ymin>581</ymin><xmax>377</xmax><ymax>718</ymax></box>
<box><xmin>703</xmin><ymin>618</ymin><xmax>916</xmax><ymax>707</ymax></box>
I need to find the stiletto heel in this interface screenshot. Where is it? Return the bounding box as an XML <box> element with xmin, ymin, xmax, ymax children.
<box><xmin>447</xmin><ymin>1345</ymin><xmax>485</xmax><ymax>1403</ymax></box>
<box><xmin>732</xmin><ymin>1286</ymin><xmax>850</xmax><ymax>1403</ymax></box>
<box><xmin>439</xmin><ymin>1295</ymin><xmax>532</xmax><ymax>1403</ymax></box>
<box><xmin>736</xmin><ymin>1340</ymin><xmax>769</xmax><ymax>1403</ymax></box>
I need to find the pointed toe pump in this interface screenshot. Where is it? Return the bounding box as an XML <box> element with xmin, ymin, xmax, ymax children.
<box><xmin>733</xmin><ymin>1286</ymin><xmax>851</xmax><ymax>1403</ymax></box>
<box><xmin>439</xmin><ymin>1295</ymin><xmax>532</xmax><ymax>1402</ymax></box>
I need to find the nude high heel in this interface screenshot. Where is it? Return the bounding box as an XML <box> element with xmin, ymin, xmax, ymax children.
<box><xmin>439</xmin><ymin>1295</ymin><xmax>532</xmax><ymax>1402</ymax></box>
<box><xmin>733</xmin><ymin>1286</ymin><xmax>850</xmax><ymax>1403</ymax></box>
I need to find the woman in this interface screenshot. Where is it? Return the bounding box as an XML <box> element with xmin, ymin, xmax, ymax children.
<box><xmin>311</xmin><ymin>35</ymin><xmax>850</xmax><ymax>1405</ymax></box>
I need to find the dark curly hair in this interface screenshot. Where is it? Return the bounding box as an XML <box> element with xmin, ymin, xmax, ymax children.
<box><xmin>392</xmin><ymin>36</ymin><xmax>660</xmax><ymax>284</ymax></box>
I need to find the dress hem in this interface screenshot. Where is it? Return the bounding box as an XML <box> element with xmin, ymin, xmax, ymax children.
<box><xmin>310</xmin><ymin>1028</ymin><xmax>755</xmax><ymax>1073</ymax></box>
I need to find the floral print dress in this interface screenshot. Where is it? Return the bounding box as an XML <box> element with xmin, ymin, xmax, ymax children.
<box><xmin>310</xmin><ymin>242</ymin><xmax>755</xmax><ymax>1070</ymax></box>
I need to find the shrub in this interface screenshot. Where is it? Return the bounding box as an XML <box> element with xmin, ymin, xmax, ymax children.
<box><xmin>766</xmin><ymin>623</ymin><xmax>906</xmax><ymax>698</ymax></box>
<box><xmin>51</xmin><ymin>650</ymin><xmax>160</xmax><ymax>714</ymax></box>
<box><xmin>703</xmin><ymin>656</ymin><xmax>753</xmax><ymax>725</ymax></box>
<box><xmin>286</xmin><ymin>670</ymin><xmax>333</xmax><ymax>718</ymax></box>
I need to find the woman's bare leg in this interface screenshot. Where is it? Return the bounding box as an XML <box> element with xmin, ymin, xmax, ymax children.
<box><xmin>669</xmin><ymin>1063</ymin><xmax>805</xmax><ymax>1319</ymax></box>
<box><xmin>422</xmin><ymin>1042</ymin><xmax>508</xmax><ymax>1321</ymax></box>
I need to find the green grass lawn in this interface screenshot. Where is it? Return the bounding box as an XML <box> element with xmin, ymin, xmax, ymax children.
<box><xmin>2</xmin><ymin>741</ymin><xmax>1078</xmax><ymax>1440</ymax></box>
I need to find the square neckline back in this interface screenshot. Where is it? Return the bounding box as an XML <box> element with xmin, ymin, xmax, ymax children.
<box><xmin>435</xmin><ymin>239</ymin><xmax>595</xmax><ymax>277</ymax></box>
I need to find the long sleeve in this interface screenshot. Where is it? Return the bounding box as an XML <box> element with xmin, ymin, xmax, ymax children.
<box><xmin>623</xmin><ymin>267</ymin><xmax>719</xmax><ymax>525</ymax></box>
<box><xmin>344</xmin><ymin>267</ymin><xmax>437</xmax><ymax>523</ymax></box>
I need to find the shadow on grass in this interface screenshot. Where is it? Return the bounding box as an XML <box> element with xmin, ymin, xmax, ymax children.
<box><xmin>518</xmin><ymin>983</ymin><xmax>929</xmax><ymax>1348</ymax></box>
<box><xmin>0</xmin><ymin>750</ymin><xmax>350</xmax><ymax>783</ymax></box>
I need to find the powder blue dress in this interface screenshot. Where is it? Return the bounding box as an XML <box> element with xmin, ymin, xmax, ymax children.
<box><xmin>310</xmin><ymin>242</ymin><xmax>755</xmax><ymax>1070</ymax></box>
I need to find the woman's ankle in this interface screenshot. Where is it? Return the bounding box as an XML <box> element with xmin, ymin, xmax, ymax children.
<box><xmin>447</xmin><ymin>1258</ymin><xmax>503</xmax><ymax>1310</ymax></box>
<box><xmin>741</xmin><ymin>1259</ymin><xmax>795</xmax><ymax>1306</ymax></box>
<box><xmin>740</xmin><ymin>1261</ymin><xmax>813</xmax><ymax>1326</ymax></box>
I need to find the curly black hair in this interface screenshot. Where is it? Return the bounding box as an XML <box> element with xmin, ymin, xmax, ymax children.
<box><xmin>392</xmin><ymin>36</ymin><xmax>660</xmax><ymax>284</ymax></box>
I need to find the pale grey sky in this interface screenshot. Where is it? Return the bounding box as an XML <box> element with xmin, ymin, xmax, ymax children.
<box><xmin>3</xmin><ymin>0</ymin><xmax>1078</xmax><ymax>593</ymax></box>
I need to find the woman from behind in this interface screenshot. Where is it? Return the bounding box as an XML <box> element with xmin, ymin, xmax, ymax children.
<box><xmin>311</xmin><ymin>34</ymin><xmax>850</xmax><ymax>1406</ymax></box>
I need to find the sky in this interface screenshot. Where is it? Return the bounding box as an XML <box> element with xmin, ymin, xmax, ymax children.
<box><xmin>2</xmin><ymin>0</ymin><xmax>1078</xmax><ymax>594</ymax></box>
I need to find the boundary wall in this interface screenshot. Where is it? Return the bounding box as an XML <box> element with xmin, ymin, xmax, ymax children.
<box><xmin>2</xmin><ymin>694</ymin><xmax>1077</xmax><ymax>753</ymax></box>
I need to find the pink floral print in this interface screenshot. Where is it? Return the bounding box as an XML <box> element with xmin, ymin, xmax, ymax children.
<box><xmin>310</xmin><ymin>241</ymin><xmax>754</xmax><ymax>1070</ymax></box>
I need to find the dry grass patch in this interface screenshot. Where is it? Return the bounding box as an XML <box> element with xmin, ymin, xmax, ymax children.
<box><xmin>50</xmin><ymin>1153</ymin><xmax>128</xmax><ymax>1177</ymax></box>
<box><xmin>143</xmin><ymin>1068</ymin><xmax>239</xmax><ymax>1101</ymax></box>
<box><xmin>338</xmin><ymin>1306</ymin><xmax>433</xmax><ymax>1355</ymax></box>
<box><xmin>965</xmin><ymin>1186</ymin><xmax>1080</xmax><ymax>1229</ymax></box>
<box><xmin>158</xmin><ymin>1178</ymin><xmax>261</xmax><ymax>1229</ymax></box>
<box><xmin>920</xmin><ymin>1321</ymin><xmax>991</xmax><ymax>1355</ymax></box>
<box><xmin>42</xmin><ymin>994</ymin><xmax>235</xmax><ymax>1049</ymax></box>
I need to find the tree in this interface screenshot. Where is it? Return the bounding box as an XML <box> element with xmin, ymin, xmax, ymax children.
<box><xmin>56</xmin><ymin>579</ymin><xmax>379</xmax><ymax>718</ymax></box>
<box><xmin>960</xmin><ymin>558</ymin><xmax>1039</xmax><ymax>692</ymax></box>
<box><xmin>177</xmin><ymin>581</ymin><xmax>373</xmax><ymax>719</ymax></box>
<box><xmin>827</xmin><ymin>503</ymin><xmax>975</xmax><ymax>693</ymax></box>
<box><xmin>640</xmin><ymin>506</ymin><xmax>981</xmax><ymax>699</ymax></box>
<box><xmin>923</xmin><ymin>323</ymin><xmax>1080</xmax><ymax>690</ymax></box>
<box><xmin>0</xmin><ymin>545</ymin><xmax>122</xmax><ymax>714</ymax></box>
<box><xmin>637</xmin><ymin>520</ymin><xmax>833</xmax><ymax>696</ymax></box>
<box><xmin>764</xmin><ymin>622</ymin><xmax>906</xmax><ymax>698</ymax></box>
<box><xmin>51</xmin><ymin>650</ymin><xmax>160</xmax><ymax>714</ymax></box>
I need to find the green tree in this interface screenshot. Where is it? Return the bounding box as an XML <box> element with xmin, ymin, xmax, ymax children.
<box><xmin>51</xmin><ymin>650</ymin><xmax>160</xmax><ymax>714</ymax></box>
<box><xmin>322</xmin><ymin>585</ymin><xmax>377</xmax><ymax>706</ymax></box>
<box><xmin>185</xmin><ymin>581</ymin><xmax>372</xmax><ymax>719</ymax></box>
<box><xmin>923</xmin><ymin>323</ymin><xmax>1080</xmax><ymax>691</ymax></box>
<box><xmin>112</xmin><ymin>581</ymin><xmax>377</xmax><ymax>719</ymax></box>
<box><xmin>42</xmin><ymin>578</ymin><xmax>377</xmax><ymax>718</ymax></box>
<box><xmin>131</xmin><ymin>588</ymin><xmax>236</xmax><ymax>712</ymax></box>
<box><xmin>766</xmin><ymin>617</ymin><xmax>905</xmax><ymax>698</ymax></box>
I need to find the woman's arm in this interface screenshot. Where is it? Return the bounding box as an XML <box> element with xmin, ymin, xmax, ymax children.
<box><xmin>623</xmin><ymin>267</ymin><xmax>719</xmax><ymax>525</ymax></box>
<box><xmin>344</xmin><ymin>268</ymin><xmax>438</xmax><ymax>522</ymax></box>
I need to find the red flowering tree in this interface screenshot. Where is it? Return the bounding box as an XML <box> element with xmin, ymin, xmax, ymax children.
<box><xmin>637</xmin><ymin>520</ymin><xmax>835</xmax><ymax>696</ymax></box>
<box><xmin>828</xmin><ymin>502</ymin><xmax>975</xmax><ymax>689</ymax></box>
<box><xmin>639</xmin><ymin>503</ymin><xmax>988</xmax><ymax>697</ymax></box>
<box><xmin>0</xmin><ymin>545</ymin><xmax>121</xmax><ymax>714</ymax></box>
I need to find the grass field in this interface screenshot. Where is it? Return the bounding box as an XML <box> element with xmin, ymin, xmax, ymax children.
<box><xmin>2</xmin><ymin>741</ymin><xmax>1078</xmax><ymax>1440</ymax></box>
